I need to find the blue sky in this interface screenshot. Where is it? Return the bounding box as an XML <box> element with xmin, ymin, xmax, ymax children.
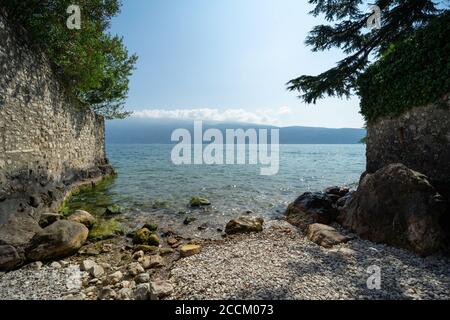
<box><xmin>109</xmin><ymin>0</ymin><xmax>364</xmax><ymax>128</ymax></box>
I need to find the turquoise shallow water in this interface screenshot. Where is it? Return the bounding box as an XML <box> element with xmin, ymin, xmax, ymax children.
<box><xmin>68</xmin><ymin>144</ymin><xmax>365</xmax><ymax>234</ymax></box>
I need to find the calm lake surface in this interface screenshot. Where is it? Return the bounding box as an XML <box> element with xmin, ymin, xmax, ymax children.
<box><xmin>68</xmin><ymin>144</ymin><xmax>365</xmax><ymax>235</ymax></box>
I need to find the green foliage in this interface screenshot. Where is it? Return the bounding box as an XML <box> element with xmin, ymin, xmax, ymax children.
<box><xmin>287</xmin><ymin>0</ymin><xmax>445</xmax><ymax>104</ymax></box>
<box><xmin>357</xmin><ymin>13</ymin><xmax>450</xmax><ymax>122</ymax></box>
<box><xmin>2</xmin><ymin>0</ymin><xmax>137</xmax><ymax>119</ymax></box>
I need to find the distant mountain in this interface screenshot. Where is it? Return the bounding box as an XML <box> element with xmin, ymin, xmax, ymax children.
<box><xmin>105</xmin><ymin>118</ymin><xmax>366</xmax><ymax>144</ymax></box>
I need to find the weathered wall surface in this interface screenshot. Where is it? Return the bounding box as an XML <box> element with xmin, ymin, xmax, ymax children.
<box><xmin>0</xmin><ymin>11</ymin><xmax>109</xmax><ymax>223</ymax></box>
<box><xmin>366</xmin><ymin>100</ymin><xmax>450</xmax><ymax>190</ymax></box>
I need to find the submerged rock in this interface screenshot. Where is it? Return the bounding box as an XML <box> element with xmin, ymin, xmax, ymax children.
<box><xmin>26</xmin><ymin>220</ymin><xmax>88</xmax><ymax>261</ymax></box>
<box><xmin>306</xmin><ymin>223</ymin><xmax>350</xmax><ymax>248</ymax></box>
<box><xmin>338</xmin><ymin>164</ymin><xmax>448</xmax><ymax>256</ymax></box>
<box><xmin>89</xmin><ymin>219</ymin><xmax>123</xmax><ymax>241</ymax></box>
<box><xmin>104</xmin><ymin>204</ymin><xmax>123</xmax><ymax>215</ymax></box>
<box><xmin>285</xmin><ymin>192</ymin><xmax>336</xmax><ymax>229</ymax></box>
<box><xmin>189</xmin><ymin>197</ymin><xmax>211</xmax><ymax>207</ymax></box>
<box><xmin>67</xmin><ymin>210</ymin><xmax>96</xmax><ymax>228</ymax></box>
<box><xmin>225</xmin><ymin>216</ymin><xmax>264</xmax><ymax>235</ymax></box>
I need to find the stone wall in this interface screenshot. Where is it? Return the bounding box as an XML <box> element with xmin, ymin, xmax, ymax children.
<box><xmin>366</xmin><ymin>99</ymin><xmax>450</xmax><ymax>192</ymax></box>
<box><xmin>0</xmin><ymin>11</ymin><xmax>110</xmax><ymax>224</ymax></box>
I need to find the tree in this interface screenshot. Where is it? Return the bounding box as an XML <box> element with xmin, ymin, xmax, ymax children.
<box><xmin>2</xmin><ymin>0</ymin><xmax>137</xmax><ymax>119</ymax></box>
<box><xmin>287</xmin><ymin>0</ymin><xmax>447</xmax><ymax>104</ymax></box>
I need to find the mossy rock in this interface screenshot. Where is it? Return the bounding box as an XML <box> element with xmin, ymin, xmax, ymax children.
<box><xmin>183</xmin><ymin>217</ymin><xmax>197</xmax><ymax>225</ymax></box>
<box><xmin>189</xmin><ymin>197</ymin><xmax>211</xmax><ymax>207</ymax></box>
<box><xmin>104</xmin><ymin>204</ymin><xmax>123</xmax><ymax>215</ymax></box>
<box><xmin>152</xmin><ymin>200</ymin><xmax>169</xmax><ymax>209</ymax></box>
<box><xmin>133</xmin><ymin>228</ymin><xmax>160</xmax><ymax>246</ymax></box>
<box><xmin>143</xmin><ymin>223</ymin><xmax>158</xmax><ymax>232</ymax></box>
<box><xmin>134</xmin><ymin>245</ymin><xmax>159</xmax><ymax>254</ymax></box>
<box><xmin>89</xmin><ymin>219</ymin><xmax>123</xmax><ymax>241</ymax></box>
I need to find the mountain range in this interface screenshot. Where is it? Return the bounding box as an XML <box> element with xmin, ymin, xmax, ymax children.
<box><xmin>105</xmin><ymin>118</ymin><xmax>366</xmax><ymax>144</ymax></box>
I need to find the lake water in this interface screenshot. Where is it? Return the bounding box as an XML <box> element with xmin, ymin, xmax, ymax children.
<box><xmin>68</xmin><ymin>144</ymin><xmax>365</xmax><ymax>236</ymax></box>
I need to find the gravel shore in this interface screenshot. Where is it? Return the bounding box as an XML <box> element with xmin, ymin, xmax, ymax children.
<box><xmin>1</xmin><ymin>220</ymin><xmax>449</xmax><ymax>300</ymax></box>
<box><xmin>168</xmin><ymin>220</ymin><xmax>450</xmax><ymax>300</ymax></box>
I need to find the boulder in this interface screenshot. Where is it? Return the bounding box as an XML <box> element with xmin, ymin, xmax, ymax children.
<box><xmin>225</xmin><ymin>216</ymin><xmax>264</xmax><ymax>235</ymax></box>
<box><xmin>133</xmin><ymin>283</ymin><xmax>151</xmax><ymax>300</ymax></box>
<box><xmin>0</xmin><ymin>245</ymin><xmax>22</xmax><ymax>271</ymax></box>
<box><xmin>67</xmin><ymin>210</ymin><xmax>96</xmax><ymax>228</ymax></box>
<box><xmin>133</xmin><ymin>228</ymin><xmax>160</xmax><ymax>246</ymax></box>
<box><xmin>338</xmin><ymin>164</ymin><xmax>448</xmax><ymax>256</ymax></box>
<box><xmin>179</xmin><ymin>244</ymin><xmax>202</xmax><ymax>258</ymax></box>
<box><xmin>26</xmin><ymin>220</ymin><xmax>88</xmax><ymax>261</ymax></box>
<box><xmin>189</xmin><ymin>197</ymin><xmax>211</xmax><ymax>207</ymax></box>
<box><xmin>38</xmin><ymin>213</ymin><xmax>62</xmax><ymax>228</ymax></box>
<box><xmin>306</xmin><ymin>224</ymin><xmax>350</xmax><ymax>248</ymax></box>
<box><xmin>285</xmin><ymin>192</ymin><xmax>336</xmax><ymax>229</ymax></box>
<box><xmin>0</xmin><ymin>214</ymin><xmax>42</xmax><ymax>248</ymax></box>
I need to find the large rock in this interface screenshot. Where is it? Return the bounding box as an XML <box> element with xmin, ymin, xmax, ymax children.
<box><xmin>225</xmin><ymin>216</ymin><xmax>264</xmax><ymax>235</ymax></box>
<box><xmin>67</xmin><ymin>210</ymin><xmax>96</xmax><ymax>228</ymax></box>
<box><xmin>0</xmin><ymin>245</ymin><xmax>22</xmax><ymax>271</ymax></box>
<box><xmin>306</xmin><ymin>224</ymin><xmax>350</xmax><ymax>248</ymax></box>
<box><xmin>0</xmin><ymin>214</ymin><xmax>42</xmax><ymax>247</ymax></box>
<box><xmin>338</xmin><ymin>164</ymin><xmax>448</xmax><ymax>255</ymax></box>
<box><xmin>285</xmin><ymin>192</ymin><xmax>337</xmax><ymax>229</ymax></box>
<box><xmin>26</xmin><ymin>220</ymin><xmax>89</xmax><ymax>261</ymax></box>
<box><xmin>38</xmin><ymin>213</ymin><xmax>62</xmax><ymax>228</ymax></box>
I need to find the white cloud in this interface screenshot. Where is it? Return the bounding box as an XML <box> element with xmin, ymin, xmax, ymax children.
<box><xmin>132</xmin><ymin>107</ymin><xmax>291</xmax><ymax>125</ymax></box>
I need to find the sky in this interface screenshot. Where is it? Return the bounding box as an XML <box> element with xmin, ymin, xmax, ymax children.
<box><xmin>109</xmin><ymin>0</ymin><xmax>365</xmax><ymax>128</ymax></box>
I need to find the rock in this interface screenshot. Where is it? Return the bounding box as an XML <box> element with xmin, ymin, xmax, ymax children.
<box><xmin>50</xmin><ymin>261</ymin><xmax>61</xmax><ymax>269</ymax></box>
<box><xmin>99</xmin><ymin>287</ymin><xmax>117</xmax><ymax>300</ymax></box>
<box><xmin>135</xmin><ymin>273</ymin><xmax>150</xmax><ymax>284</ymax></box>
<box><xmin>127</xmin><ymin>262</ymin><xmax>145</xmax><ymax>276</ymax></box>
<box><xmin>183</xmin><ymin>217</ymin><xmax>197</xmax><ymax>225</ymax></box>
<box><xmin>132</xmin><ymin>250</ymin><xmax>145</xmax><ymax>261</ymax></box>
<box><xmin>198</xmin><ymin>223</ymin><xmax>208</xmax><ymax>230</ymax></box>
<box><xmin>38</xmin><ymin>213</ymin><xmax>62</xmax><ymax>228</ymax></box>
<box><xmin>179</xmin><ymin>244</ymin><xmax>202</xmax><ymax>258</ymax></box>
<box><xmin>189</xmin><ymin>197</ymin><xmax>211</xmax><ymax>207</ymax></box>
<box><xmin>88</xmin><ymin>219</ymin><xmax>123</xmax><ymax>241</ymax></box>
<box><xmin>67</xmin><ymin>210</ymin><xmax>96</xmax><ymax>228</ymax></box>
<box><xmin>104</xmin><ymin>204</ymin><xmax>122</xmax><ymax>215</ymax></box>
<box><xmin>133</xmin><ymin>283</ymin><xmax>151</xmax><ymax>300</ymax></box>
<box><xmin>142</xmin><ymin>255</ymin><xmax>165</xmax><ymax>269</ymax></box>
<box><xmin>105</xmin><ymin>271</ymin><xmax>123</xmax><ymax>285</ymax></box>
<box><xmin>27</xmin><ymin>261</ymin><xmax>43</xmax><ymax>270</ymax></box>
<box><xmin>0</xmin><ymin>245</ymin><xmax>22</xmax><ymax>271</ymax></box>
<box><xmin>134</xmin><ymin>245</ymin><xmax>158</xmax><ymax>254</ymax></box>
<box><xmin>225</xmin><ymin>216</ymin><xmax>264</xmax><ymax>235</ymax></box>
<box><xmin>80</xmin><ymin>260</ymin><xmax>96</xmax><ymax>271</ymax></box>
<box><xmin>117</xmin><ymin>288</ymin><xmax>133</xmax><ymax>300</ymax></box>
<box><xmin>159</xmin><ymin>247</ymin><xmax>174</xmax><ymax>255</ymax></box>
<box><xmin>0</xmin><ymin>214</ymin><xmax>42</xmax><ymax>248</ymax></box>
<box><xmin>324</xmin><ymin>186</ymin><xmax>350</xmax><ymax>197</ymax></box>
<box><xmin>167</xmin><ymin>238</ymin><xmax>178</xmax><ymax>246</ymax></box>
<box><xmin>285</xmin><ymin>192</ymin><xmax>337</xmax><ymax>229</ymax></box>
<box><xmin>336</xmin><ymin>191</ymin><xmax>354</xmax><ymax>208</ymax></box>
<box><xmin>306</xmin><ymin>224</ymin><xmax>350</xmax><ymax>248</ymax></box>
<box><xmin>133</xmin><ymin>228</ymin><xmax>160</xmax><ymax>246</ymax></box>
<box><xmin>89</xmin><ymin>264</ymin><xmax>105</xmax><ymax>278</ymax></box>
<box><xmin>63</xmin><ymin>292</ymin><xmax>86</xmax><ymax>300</ymax></box>
<box><xmin>26</xmin><ymin>220</ymin><xmax>88</xmax><ymax>261</ymax></box>
<box><xmin>143</xmin><ymin>223</ymin><xmax>158</xmax><ymax>232</ymax></box>
<box><xmin>80</xmin><ymin>259</ymin><xmax>104</xmax><ymax>278</ymax></box>
<box><xmin>150</xmin><ymin>280</ymin><xmax>174</xmax><ymax>299</ymax></box>
<box><xmin>338</xmin><ymin>164</ymin><xmax>448</xmax><ymax>256</ymax></box>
